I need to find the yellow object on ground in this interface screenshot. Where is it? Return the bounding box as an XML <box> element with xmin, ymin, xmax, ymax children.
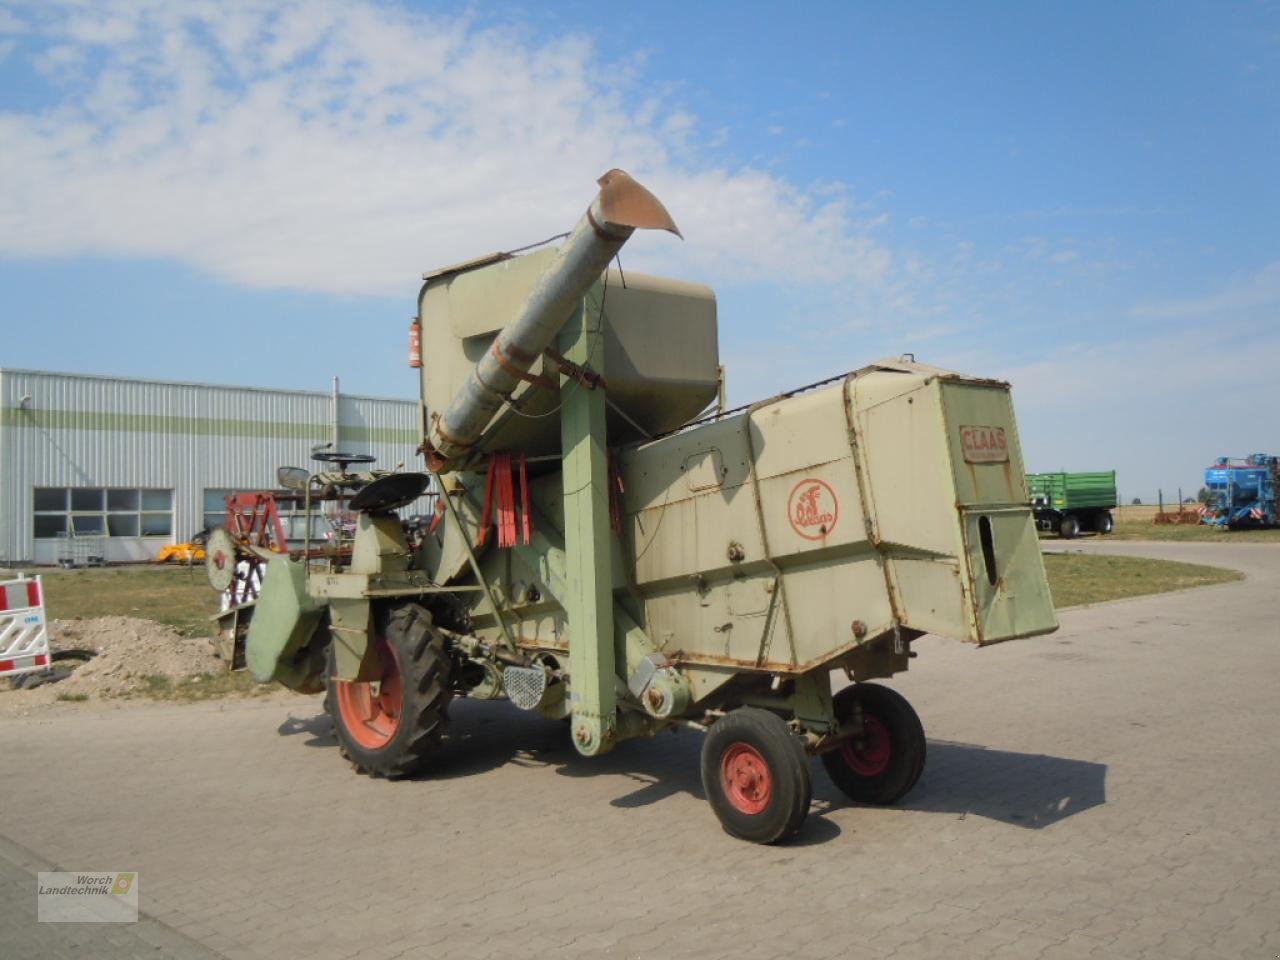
<box><xmin>154</xmin><ymin>543</ymin><xmax>207</xmax><ymax>564</ymax></box>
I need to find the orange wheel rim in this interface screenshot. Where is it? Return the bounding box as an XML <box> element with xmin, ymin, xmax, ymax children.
<box><xmin>334</xmin><ymin>635</ymin><xmax>403</xmax><ymax>750</ymax></box>
<box><xmin>721</xmin><ymin>742</ymin><xmax>773</xmax><ymax>815</ymax></box>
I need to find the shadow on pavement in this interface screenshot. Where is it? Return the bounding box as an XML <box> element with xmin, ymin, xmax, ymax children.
<box><xmin>276</xmin><ymin>712</ymin><xmax>335</xmax><ymax>745</ymax></box>
<box><xmin>276</xmin><ymin>702</ymin><xmax>1103</xmax><ymax>834</ymax></box>
<box><xmin>883</xmin><ymin>739</ymin><xmax>1108</xmax><ymax>828</ymax></box>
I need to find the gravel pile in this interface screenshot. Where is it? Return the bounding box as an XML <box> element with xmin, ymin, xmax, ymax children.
<box><xmin>46</xmin><ymin>617</ymin><xmax>224</xmax><ymax>697</ymax></box>
<box><xmin>1</xmin><ymin>617</ymin><xmax>224</xmax><ymax>711</ymax></box>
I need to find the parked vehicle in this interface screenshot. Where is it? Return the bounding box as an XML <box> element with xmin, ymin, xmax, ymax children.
<box><xmin>1200</xmin><ymin>455</ymin><xmax>1278</xmax><ymax>529</ymax></box>
<box><xmin>1027</xmin><ymin>471</ymin><xmax>1117</xmax><ymax>538</ymax></box>
<box><xmin>208</xmin><ymin>171</ymin><xmax>1058</xmax><ymax>843</ymax></box>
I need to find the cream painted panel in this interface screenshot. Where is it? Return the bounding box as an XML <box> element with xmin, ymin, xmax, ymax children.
<box><xmin>857</xmin><ymin>378</ymin><xmax>960</xmax><ymax>557</ymax></box>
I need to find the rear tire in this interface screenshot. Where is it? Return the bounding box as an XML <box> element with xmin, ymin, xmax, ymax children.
<box><xmin>327</xmin><ymin>602</ymin><xmax>453</xmax><ymax>779</ymax></box>
<box><xmin>701</xmin><ymin>707</ymin><xmax>812</xmax><ymax>844</ymax></box>
<box><xmin>822</xmin><ymin>683</ymin><xmax>926</xmax><ymax>804</ymax></box>
<box><xmin>1059</xmin><ymin>515</ymin><xmax>1080</xmax><ymax>539</ymax></box>
<box><xmin>1096</xmin><ymin>511</ymin><xmax>1114</xmax><ymax>535</ymax></box>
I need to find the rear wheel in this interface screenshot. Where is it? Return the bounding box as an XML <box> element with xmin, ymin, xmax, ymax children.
<box><xmin>701</xmin><ymin>707</ymin><xmax>812</xmax><ymax>844</ymax></box>
<box><xmin>822</xmin><ymin>683</ymin><xmax>925</xmax><ymax>804</ymax></box>
<box><xmin>1059</xmin><ymin>514</ymin><xmax>1080</xmax><ymax>539</ymax></box>
<box><xmin>327</xmin><ymin>602</ymin><xmax>453</xmax><ymax>778</ymax></box>
<box><xmin>1096</xmin><ymin>511</ymin><xmax>1114</xmax><ymax>535</ymax></box>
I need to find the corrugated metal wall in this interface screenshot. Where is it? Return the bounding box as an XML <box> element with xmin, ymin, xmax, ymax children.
<box><xmin>0</xmin><ymin>369</ymin><xmax>422</xmax><ymax>565</ymax></box>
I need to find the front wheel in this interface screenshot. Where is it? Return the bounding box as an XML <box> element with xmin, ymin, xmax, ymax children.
<box><xmin>821</xmin><ymin>683</ymin><xmax>925</xmax><ymax>804</ymax></box>
<box><xmin>1059</xmin><ymin>514</ymin><xmax>1080</xmax><ymax>539</ymax></box>
<box><xmin>326</xmin><ymin>603</ymin><xmax>453</xmax><ymax>778</ymax></box>
<box><xmin>701</xmin><ymin>707</ymin><xmax>812</xmax><ymax>844</ymax></box>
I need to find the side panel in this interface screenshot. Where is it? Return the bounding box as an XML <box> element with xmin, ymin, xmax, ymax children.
<box><xmin>939</xmin><ymin>380</ymin><xmax>1057</xmax><ymax>645</ymax></box>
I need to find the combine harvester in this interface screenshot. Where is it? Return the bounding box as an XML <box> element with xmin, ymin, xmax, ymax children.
<box><xmin>208</xmin><ymin>171</ymin><xmax>1057</xmax><ymax>842</ymax></box>
<box><xmin>1200</xmin><ymin>455</ymin><xmax>1278</xmax><ymax>529</ymax></box>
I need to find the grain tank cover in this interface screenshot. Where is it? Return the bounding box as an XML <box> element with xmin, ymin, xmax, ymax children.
<box><xmin>422</xmin><ymin>169</ymin><xmax>688</xmax><ymax>468</ymax></box>
<box><xmin>420</xmin><ymin>250</ymin><xmax>719</xmax><ymax>457</ymax></box>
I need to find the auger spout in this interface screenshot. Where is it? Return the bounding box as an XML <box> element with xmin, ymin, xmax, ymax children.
<box><xmin>424</xmin><ymin>169</ymin><xmax>680</xmax><ymax>470</ymax></box>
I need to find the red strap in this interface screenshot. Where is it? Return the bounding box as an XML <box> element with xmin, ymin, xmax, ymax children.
<box><xmin>497</xmin><ymin>454</ymin><xmax>517</xmax><ymax>548</ymax></box>
<box><xmin>504</xmin><ymin>455</ymin><xmax>517</xmax><ymax>547</ymax></box>
<box><xmin>519</xmin><ymin>454</ymin><xmax>532</xmax><ymax>546</ymax></box>
<box><xmin>477</xmin><ymin>453</ymin><xmax>533</xmax><ymax>549</ymax></box>
<box><xmin>427</xmin><ymin>498</ymin><xmax>446</xmax><ymax>535</ymax></box>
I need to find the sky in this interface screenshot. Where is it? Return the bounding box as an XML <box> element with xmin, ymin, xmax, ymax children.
<box><xmin>0</xmin><ymin>0</ymin><xmax>1276</xmax><ymax>502</ymax></box>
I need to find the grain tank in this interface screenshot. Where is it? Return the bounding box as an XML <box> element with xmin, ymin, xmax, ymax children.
<box><xmin>223</xmin><ymin>170</ymin><xmax>1057</xmax><ymax>843</ymax></box>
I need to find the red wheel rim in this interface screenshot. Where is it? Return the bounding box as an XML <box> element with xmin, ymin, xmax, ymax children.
<box><xmin>841</xmin><ymin>714</ymin><xmax>891</xmax><ymax>776</ymax></box>
<box><xmin>720</xmin><ymin>742</ymin><xmax>773</xmax><ymax>815</ymax></box>
<box><xmin>334</xmin><ymin>635</ymin><xmax>403</xmax><ymax>750</ymax></box>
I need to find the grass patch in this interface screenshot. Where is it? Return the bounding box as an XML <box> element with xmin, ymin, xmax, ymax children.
<box><xmin>33</xmin><ymin>565</ymin><xmax>222</xmax><ymax>638</ymax></box>
<box><xmin>117</xmin><ymin>669</ymin><xmax>269</xmax><ymax>702</ymax></box>
<box><xmin>1043</xmin><ymin>553</ymin><xmax>1243</xmax><ymax>607</ymax></box>
<box><xmin>1042</xmin><ymin>522</ymin><xmax>1280</xmax><ymax>543</ymax></box>
<box><xmin>1109</xmin><ymin>521</ymin><xmax>1280</xmax><ymax>543</ymax></box>
<box><xmin>56</xmin><ymin>692</ymin><xmax>89</xmax><ymax>702</ymax></box>
<box><xmin>140</xmin><ymin>674</ymin><xmax>172</xmax><ymax>694</ymax></box>
<box><xmin>147</xmin><ymin>670</ymin><xmax>267</xmax><ymax>702</ymax></box>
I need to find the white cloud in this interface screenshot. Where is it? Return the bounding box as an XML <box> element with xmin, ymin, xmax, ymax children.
<box><xmin>1130</xmin><ymin>260</ymin><xmax>1280</xmax><ymax>319</ymax></box>
<box><xmin>0</xmin><ymin>8</ymin><xmax>28</xmax><ymax>35</ymax></box>
<box><xmin>0</xmin><ymin>0</ymin><xmax>893</xmax><ymax>298</ymax></box>
<box><xmin>986</xmin><ymin>327</ymin><xmax>1280</xmax><ymax>500</ymax></box>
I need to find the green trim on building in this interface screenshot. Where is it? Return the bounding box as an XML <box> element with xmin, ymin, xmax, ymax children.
<box><xmin>1</xmin><ymin>407</ymin><xmax>418</xmax><ymax>445</ymax></box>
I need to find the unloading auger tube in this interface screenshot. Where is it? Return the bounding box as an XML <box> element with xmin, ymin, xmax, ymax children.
<box><xmin>424</xmin><ymin>169</ymin><xmax>681</xmax><ymax>470</ymax></box>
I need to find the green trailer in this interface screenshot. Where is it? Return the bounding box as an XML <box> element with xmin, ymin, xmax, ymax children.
<box><xmin>1026</xmin><ymin>471</ymin><xmax>1117</xmax><ymax>538</ymax></box>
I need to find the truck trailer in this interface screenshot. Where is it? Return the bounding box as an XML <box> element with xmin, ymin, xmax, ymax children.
<box><xmin>1027</xmin><ymin>471</ymin><xmax>1117</xmax><ymax>539</ymax></box>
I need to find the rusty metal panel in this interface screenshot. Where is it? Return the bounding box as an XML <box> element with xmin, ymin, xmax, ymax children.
<box><xmin>617</xmin><ymin>358</ymin><xmax>1056</xmax><ymax>669</ymax></box>
<box><xmin>938</xmin><ymin>379</ymin><xmax>1030</xmax><ymax>508</ymax></box>
<box><xmin>853</xmin><ymin>373</ymin><xmax>959</xmax><ymax>558</ymax></box>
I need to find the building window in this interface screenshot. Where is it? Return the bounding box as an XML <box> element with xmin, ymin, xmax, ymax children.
<box><xmin>33</xmin><ymin>487</ymin><xmax>174</xmax><ymax>539</ymax></box>
<box><xmin>202</xmin><ymin>489</ymin><xmax>235</xmax><ymax>534</ymax></box>
<box><xmin>203</xmin><ymin>487</ymin><xmax>324</xmax><ymax>542</ymax></box>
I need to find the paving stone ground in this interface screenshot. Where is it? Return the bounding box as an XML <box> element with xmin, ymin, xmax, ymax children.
<box><xmin>1</xmin><ymin>540</ymin><xmax>1278</xmax><ymax>960</ymax></box>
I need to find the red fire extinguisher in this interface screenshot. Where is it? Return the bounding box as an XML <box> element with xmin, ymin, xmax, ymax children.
<box><xmin>409</xmin><ymin>317</ymin><xmax>422</xmax><ymax>368</ymax></box>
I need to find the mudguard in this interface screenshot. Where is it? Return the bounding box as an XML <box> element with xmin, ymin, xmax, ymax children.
<box><xmin>245</xmin><ymin>556</ymin><xmax>327</xmax><ymax>692</ymax></box>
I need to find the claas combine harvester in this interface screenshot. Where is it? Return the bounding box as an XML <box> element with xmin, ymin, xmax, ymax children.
<box><xmin>207</xmin><ymin>170</ymin><xmax>1057</xmax><ymax>842</ymax></box>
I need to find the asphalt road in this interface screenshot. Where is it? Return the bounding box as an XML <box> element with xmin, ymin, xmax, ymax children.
<box><xmin>1</xmin><ymin>539</ymin><xmax>1277</xmax><ymax>960</ymax></box>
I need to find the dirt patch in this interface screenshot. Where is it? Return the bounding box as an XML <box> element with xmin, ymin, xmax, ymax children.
<box><xmin>49</xmin><ymin>617</ymin><xmax>224</xmax><ymax>695</ymax></box>
<box><xmin>1</xmin><ymin>616</ymin><xmax>228</xmax><ymax>715</ymax></box>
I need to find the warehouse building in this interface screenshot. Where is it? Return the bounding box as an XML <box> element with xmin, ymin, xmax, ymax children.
<box><xmin>0</xmin><ymin>368</ymin><xmax>421</xmax><ymax>566</ymax></box>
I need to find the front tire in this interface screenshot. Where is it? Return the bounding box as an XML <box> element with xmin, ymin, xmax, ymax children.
<box><xmin>822</xmin><ymin>683</ymin><xmax>925</xmax><ymax>804</ymax></box>
<box><xmin>327</xmin><ymin>603</ymin><xmax>453</xmax><ymax>778</ymax></box>
<box><xmin>1059</xmin><ymin>514</ymin><xmax>1080</xmax><ymax>539</ymax></box>
<box><xmin>701</xmin><ymin>707</ymin><xmax>812</xmax><ymax>844</ymax></box>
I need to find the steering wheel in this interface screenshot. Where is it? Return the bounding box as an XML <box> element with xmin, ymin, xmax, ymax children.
<box><xmin>311</xmin><ymin>451</ymin><xmax>377</xmax><ymax>473</ymax></box>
